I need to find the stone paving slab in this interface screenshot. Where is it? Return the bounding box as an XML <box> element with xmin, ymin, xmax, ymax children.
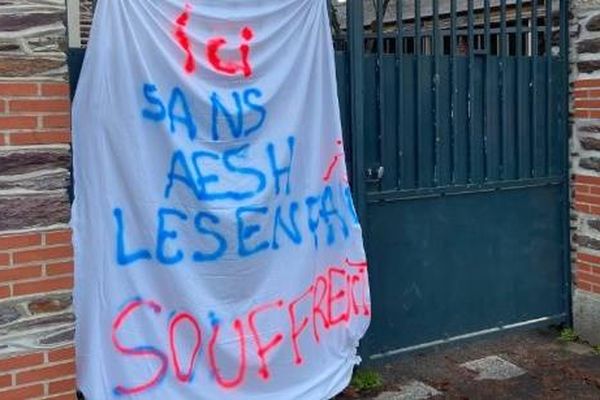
<box><xmin>374</xmin><ymin>381</ymin><xmax>441</xmax><ymax>400</ymax></box>
<box><xmin>460</xmin><ymin>355</ymin><xmax>527</xmax><ymax>380</ymax></box>
<box><xmin>564</xmin><ymin>341</ymin><xmax>596</xmax><ymax>355</ymax></box>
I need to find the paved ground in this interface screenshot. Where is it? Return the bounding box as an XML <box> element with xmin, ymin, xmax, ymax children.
<box><xmin>338</xmin><ymin>328</ymin><xmax>600</xmax><ymax>400</ymax></box>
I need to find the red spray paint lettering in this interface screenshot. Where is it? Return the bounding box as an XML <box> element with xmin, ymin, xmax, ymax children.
<box><xmin>174</xmin><ymin>4</ymin><xmax>196</xmax><ymax>74</ymax></box>
<box><xmin>112</xmin><ymin>299</ymin><xmax>168</xmax><ymax>396</ymax></box>
<box><xmin>110</xmin><ymin>259</ymin><xmax>369</xmax><ymax>395</ymax></box>
<box><xmin>323</xmin><ymin>140</ymin><xmax>346</xmax><ymax>182</ymax></box>
<box><xmin>207</xmin><ymin>27</ymin><xmax>254</xmax><ymax>78</ymax></box>
<box><xmin>327</xmin><ymin>268</ymin><xmax>349</xmax><ymax>326</ymax></box>
<box><xmin>288</xmin><ymin>285</ymin><xmax>314</xmax><ymax>365</ymax></box>
<box><xmin>311</xmin><ymin>275</ymin><xmax>330</xmax><ymax>343</ymax></box>
<box><xmin>169</xmin><ymin>312</ymin><xmax>202</xmax><ymax>382</ymax></box>
<box><xmin>247</xmin><ymin>300</ymin><xmax>285</xmax><ymax>380</ymax></box>
<box><xmin>173</xmin><ymin>5</ymin><xmax>254</xmax><ymax>77</ymax></box>
<box><xmin>208</xmin><ymin>319</ymin><xmax>247</xmax><ymax>389</ymax></box>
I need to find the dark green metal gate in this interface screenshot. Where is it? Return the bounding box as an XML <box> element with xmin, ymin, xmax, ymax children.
<box><xmin>331</xmin><ymin>0</ymin><xmax>571</xmax><ymax>359</ymax></box>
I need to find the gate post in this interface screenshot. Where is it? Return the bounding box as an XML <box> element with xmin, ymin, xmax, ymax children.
<box><xmin>568</xmin><ymin>0</ymin><xmax>600</xmax><ymax>345</ymax></box>
<box><xmin>347</xmin><ymin>0</ymin><xmax>366</xmax><ymax>224</ymax></box>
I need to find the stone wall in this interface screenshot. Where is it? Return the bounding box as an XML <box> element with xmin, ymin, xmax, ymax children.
<box><xmin>572</xmin><ymin>0</ymin><xmax>600</xmax><ymax>345</ymax></box>
<box><xmin>0</xmin><ymin>1</ymin><xmax>75</xmax><ymax>399</ymax></box>
<box><xmin>79</xmin><ymin>0</ymin><xmax>94</xmax><ymax>47</ymax></box>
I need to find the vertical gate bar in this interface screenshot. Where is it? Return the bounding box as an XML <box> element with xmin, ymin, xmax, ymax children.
<box><xmin>347</xmin><ymin>0</ymin><xmax>366</xmax><ymax>221</ymax></box>
<box><xmin>546</xmin><ymin>0</ymin><xmax>553</xmax><ymax>175</ymax></box>
<box><xmin>516</xmin><ymin>0</ymin><xmax>523</xmax><ymax>178</ymax></box>
<box><xmin>531</xmin><ymin>0</ymin><xmax>538</xmax><ymax>177</ymax></box>
<box><xmin>397</xmin><ymin>0</ymin><xmax>404</xmax><ymax>188</ymax></box>
<box><xmin>468</xmin><ymin>0</ymin><xmax>474</xmax><ymax>182</ymax></box>
<box><xmin>484</xmin><ymin>0</ymin><xmax>490</xmax><ymax>181</ymax></box>
<box><xmin>433</xmin><ymin>0</ymin><xmax>441</xmax><ymax>185</ymax></box>
<box><xmin>560</xmin><ymin>0</ymin><xmax>568</xmax><ymax>171</ymax></box>
<box><xmin>516</xmin><ymin>0</ymin><xmax>523</xmax><ymax>56</ymax></box>
<box><xmin>500</xmin><ymin>0</ymin><xmax>507</xmax><ymax>179</ymax></box>
<box><xmin>484</xmin><ymin>0</ymin><xmax>490</xmax><ymax>56</ymax></box>
<box><xmin>559</xmin><ymin>0</ymin><xmax>572</xmax><ymax>325</ymax></box>
<box><xmin>500</xmin><ymin>0</ymin><xmax>507</xmax><ymax>56</ymax></box>
<box><xmin>415</xmin><ymin>0</ymin><xmax>422</xmax><ymax>186</ymax></box>
<box><xmin>451</xmin><ymin>0</ymin><xmax>457</xmax><ymax>182</ymax></box>
<box><xmin>499</xmin><ymin>0</ymin><xmax>510</xmax><ymax>179</ymax></box>
<box><xmin>531</xmin><ymin>1</ymin><xmax>538</xmax><ymax>57</ymax></box>
<box><xmin>414</xmin><ymin>0</ymin><xmax>421</xmax><ymax>56</ymax></box>
<box><xmin>377</xmin><ymin>0</ymin><xmax>385</xmax><ymax>191</ymax></box>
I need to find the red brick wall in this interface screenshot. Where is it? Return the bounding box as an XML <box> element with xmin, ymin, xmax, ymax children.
<box><xmin>0</xmin><ymin>230</ymin><xmax>73</xmax><ymax>300</ymax></box>
<box><xmin>573</xmin><ymin>79</ymin><xmax>600</xmax><ymax>299</ymax></box>
<box><xmin>0</xmin><ymin>82</ymin><xmax>75</xmax><ymax>399</ymax></box>
<box><xmin>573</xmin><ymin>174</ymin><xmax>600</xmax><ymax>294</ymax></box>
<box><xmin>0</xmin><ymin>82</ymin><xmax>70</xmax><ymax>146</ymax></box>
<box><xmin>0</xmin><ymin>347</ymin><xmax>76</xmax><ymax>400</ymax></box>
<box><xmin>574</xmin><ymin>80</ymin><xmax>600</xmax><ymax>119</ymax></box>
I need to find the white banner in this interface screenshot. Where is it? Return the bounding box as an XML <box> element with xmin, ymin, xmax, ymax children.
<box><xmin>72</xmin><ymin>1</ymin><xmax>370</xmax><ymax>398</ymax></box>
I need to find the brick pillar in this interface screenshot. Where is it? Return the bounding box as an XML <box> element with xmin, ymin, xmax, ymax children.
<box><xmin>0</xmin><ymin>2</ymin><xmax>75</xmax><ymax>399</ymax></box>
<box><xmin>572</xmin><ymin>2</ymin><xmax>600</xmax><ymax>345</ymax></box>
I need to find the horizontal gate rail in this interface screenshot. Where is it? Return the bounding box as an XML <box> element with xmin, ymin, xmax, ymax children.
<box><xmin>370</xmin><ymin>313</ymin><xmax>568</xmax><ymax>359</ymax></box>
<box><xmin>367</xmin><ymin>175</ymin><xmax>563</xmax><ymax>202</ymax></box>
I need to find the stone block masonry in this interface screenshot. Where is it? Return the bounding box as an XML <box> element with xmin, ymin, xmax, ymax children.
<box><xmin>571</xmin><ymin>0</ymin><xmax>600</xmax><ymax>346</ymax></box>
<box><xmin>0</xmin><ymin>0</ymin><xmax>76</xmax><ymax>399</ymax></box>
<box><xmin>0</xmin><ymin>82</ymin><xmax>71</xmax><ymax>233</ymax></box>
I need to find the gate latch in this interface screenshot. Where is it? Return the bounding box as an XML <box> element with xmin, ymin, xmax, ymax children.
<box><xmin>366</xmin><ymin>165</ymin><xmax>385</xmax><ymax>182</ymax></box>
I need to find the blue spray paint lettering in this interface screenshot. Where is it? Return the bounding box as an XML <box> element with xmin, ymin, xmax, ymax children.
<box><xmin>267</xmin><ymin>136</ymin><xmax>295</xmax><ymax>196</ymax></box>
<box><xmin>166</xmin><ymin>138</ymin><xmax>287</xmax><ymax>202</ymax></box>
<box><xmin>305</xmin><ymin>196</ymin><xmax>321</xmax><ymax>249</ymax></box>
<box><xmin>168</xmin><ymin>87</ymin><xmax>197</xmax><ymax>141</ymax></box>
<box><xmin>211</xmin><ymin>88</ymin><xmax>266</xmax><ymax>141</ymax></box>
<box><xmin>320</xmin><ymin>186</ymin><xmax>349</xmax><ymax>245</ymax></box>
<box><xmin>191</xmin><ymin>150</ymin><xmax>223</xmax><ymax>200</ymax></box>
<box><xmin>192</xmin><ymin>150</ymin><xmax>263</xmax><ymax>201</ymax></box>
<box><xmin>236</xmin><ymin>206</ymin><xmax>270</xmax><ymax>257</ymax></box>
<box><xmin>211</xmin><ymin>91</ymin><xmax>243</xmax><ymax>140</ymax></box>
<box><xmin>157</xmin><ymin>208</ymin><xmax>187</xmax><ymax>265</ymax></box>
<box><xmin>113</xmin><ymin>208</ymin><xmax>152</xmax><ymax>266</ymax></box>
<box><xmin>142</xmin><ymin>84</ymin><xmax>166</xmax><ymax>122</ymax></box>
<box><xmin>272</xmin><ymin>202</ymin><xmax>302</xmax><ymax>250</ymax></box>
<box><xmin>243</xmin><ymin>88</ymin><xmax>266</xmax><ymax>137</ymax></box>
<box><xmin>343</xmin><ymin>185</ymin><xmax>359</xmax><ymax>224</ymax></box>
<box><xmin>193</xmin><ymin>212</ymin><xmax>227</xmax><ymax>262</ymax></box>
<box><xmin>223</xmin><ymin>145</ymin><xmax>266</xmax><ymax>198</ymax></box>
<box><xmin>164</xmin><ymin>150</ymin><xmax>202</xmax><ymax>200</ymax></box>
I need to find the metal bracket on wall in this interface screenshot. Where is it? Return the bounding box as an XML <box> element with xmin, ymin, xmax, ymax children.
<box><xmin>366</xmin><ymin>165</ymin><xmax>385</xmax><ymax>183</ymax></box>
<box><xmin>66</xmin><ymin>0</ymin><xmax>82</xmax><ymax>48</ymax></box>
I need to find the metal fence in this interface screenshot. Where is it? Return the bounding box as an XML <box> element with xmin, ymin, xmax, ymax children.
<box><xmin>332</xmin><ymin>0</ymin><xmax>568</xmax><ymax>208</ymax></box>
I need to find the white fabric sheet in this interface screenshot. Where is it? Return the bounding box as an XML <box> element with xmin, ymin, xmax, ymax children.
<box><xmin>72</xmin><ymin>1</ymin><xmax>371</xmax><ymax>398</ymax></box>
